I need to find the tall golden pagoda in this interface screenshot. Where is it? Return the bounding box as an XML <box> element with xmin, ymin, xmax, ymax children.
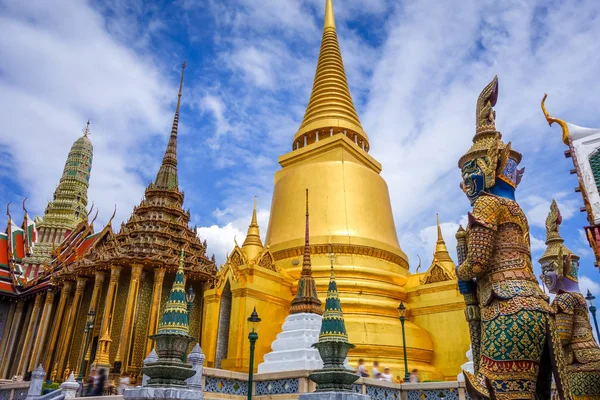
<box><xmin>203</xmin><ymin>0</ymin><xmax>469</xmax><ymax>380</ymax></box>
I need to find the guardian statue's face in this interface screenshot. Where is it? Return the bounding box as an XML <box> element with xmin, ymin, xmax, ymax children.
<box><xmin>460</xmin><ymin>159</ymin><xmax>485</xmax><ymax>205</ymax></box>
<box><xmin>540</xmin><ymin>267</ymin><xmax>559</xmax><ymax>294</ymax></box>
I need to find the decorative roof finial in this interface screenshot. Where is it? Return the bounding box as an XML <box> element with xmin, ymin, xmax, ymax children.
<box><xmin>541</xmin><ymin>94</ymin><xmax>570</xmax><ymax>145</ymax></box>
<box><xmin>434</xmin><ymin>214</ymin><xmax>452</xmax><ymax>261</ymax></box>
<box><xmin>289</xmin><ymin>188</ymin><xmax>323</xmax><ymax>315</ymax></box>
<box><xmin>6</xmin><ymin>201</ymin><xmax>11</xmax><ymax>221</ymax></box>
<box><xmin>154</xmin><ymin>61</ymin><xmax>186</xmax><ymax>190</ymax></box>
<box><xmin>82</xmin><ymin>120</ymin><xmax>91</xmax><ymax>137</ymax></box>
<box><xmin>242</xmin><ymin>196</ymin><xmax>263</xmax><ymax>254</ymax></box>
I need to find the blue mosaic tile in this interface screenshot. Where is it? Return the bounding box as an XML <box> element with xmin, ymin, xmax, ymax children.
<box><xmin>205</xmin><ymin>376</ymin><xmax>248</xmax><ymax>396</ymax></box>
<box><xmin>255</xmin><ymin>379</ymin><xmax>299</xmax><ymax>395</ymax></box>
<box><xmin>365</xmin><ymin>385</ymin><xmax>402</xmax><ymax>400</ymax></box>
<box><xmin>352</xmin><ymin>384</ymin><xmax>363</xmax><ymax>394</ymax></box>
<box><xmin>13</xmin><ymin>388</ymin><xmax>28</xmax><ymax>400</ymax></box>
<box><xmin>407</xmin><ymin>388</ymin><xmax>459</xmax><ymax>400</ymax></box>
<box><xmin>0</xmin><ymin>389</ymin><xmax>12</xmax><ymax>400</ymax></box>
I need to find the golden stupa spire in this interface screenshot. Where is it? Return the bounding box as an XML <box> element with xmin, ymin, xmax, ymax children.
<box><xmin>293</xmin><ymin>0</ymin><xmax>368</xmax><ymax>152</ymax></box>
<box><xmin>434</xmin><ymin>214</ymin><xmax>452</xmax><ymax>262</ymax></box>
<box><xmin>242</xmin><ymin>196</ymin><xmax>263</xmax><ymax>259</ymax></box>
<box><xmin>155</xmin><ymin>61</ymin><xmax>186</xmax><ymax>190</ymax></box>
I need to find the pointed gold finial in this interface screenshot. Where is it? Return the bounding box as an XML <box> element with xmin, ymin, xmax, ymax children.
<box><xmin>251</xmin><ymin>196</ymin><xmax>258</xmax><ymax>226</ymax></box>
<box><xmin>324</xmin><ymin>0</ymin><xmax>336</xmax><ymax>31</ymax></box>
<box><xmin>293</xmin><ymin>0</ymin><xmax>368</xmax><ymax>152</ymax></box>
<box><xmin>242</xmin><ymin>196</ymin><xmax>263</xmax><ymax>259</ymax></box>
<box><xmin>434</xmin><ymin>214</ymin><xmax>452</xmax><ymax>261</ymax></box>
<box><xmin>541</xmin><ymin>94</ymin><xmax>570</xmax><ymax>145</ymax></box>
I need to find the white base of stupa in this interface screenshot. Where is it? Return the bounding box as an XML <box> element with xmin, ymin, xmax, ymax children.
<box><xmin>258</xmin><ymin>313</ymin><xmax>323</xmax><ymax>373</ymax></box>
<box><xmin>457</xmin><ymin>346</ymin><xmax>474</xmax><ymax>382</ymax></box>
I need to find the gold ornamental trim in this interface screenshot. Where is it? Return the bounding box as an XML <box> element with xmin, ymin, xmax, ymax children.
<box><xmin>272</xmin><ymin>243</ymin><xmax>408</xmax><ymax>268</ymax></box>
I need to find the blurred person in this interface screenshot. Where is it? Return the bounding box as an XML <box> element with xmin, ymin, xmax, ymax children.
<box><xmin>380</xmin><ymin>367</ymin><xmax>393</xmax><ymax>382</ymax></box>
<box><xmin>90</xmin><ymin>368</ymin><xmax>106</xmax><ymax>396</ymax></box>
<box><xmin>372</xmin><ymin>361</ymin><xmax>381</xmax><ymax>379</ymax></box>
<box><xmin>356</xmin><ymin>359</ymin><xmax>369</xmax><ymax>377</ymax></box>
<box><xmin>409</xmin><ymin>369</ymin><xmax>419</xmax><ymax>383</ymax></box>
<box><xmin>118</xmin><ymin>372</ymin><xmax>131</xmax><ymax>395</ymax></box>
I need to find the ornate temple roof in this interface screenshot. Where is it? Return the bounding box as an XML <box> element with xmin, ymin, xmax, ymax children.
<box><xmin>289</xmin><ymin>189</ymin><xmax>322</xmax><ymax>315</ymax></box>
<box><xmin>85</xmin><ymin>63</ymin><xmax>217</xmax><ymax>280</ymax></box>
<box><xmin>318</xmin><ymin>256</ymin><xmax>348</xmax><ymax>342</ymax></box>
<box><xmin>293</xmin><ymin>0</ymin><xmax>368</xmax><ymax>152</ymax></box>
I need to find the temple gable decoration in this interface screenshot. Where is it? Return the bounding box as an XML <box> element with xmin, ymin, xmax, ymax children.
<box><xmin>420</xmin><ymin>215</ymin><xmax>457</xmax><ymax>285</ymax></box>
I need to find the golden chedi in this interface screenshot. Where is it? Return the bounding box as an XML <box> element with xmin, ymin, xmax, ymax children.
<box><xmin>265</xmin><ymin>0</ymin><xmax>441</xmax><ymax>379</ymax></box>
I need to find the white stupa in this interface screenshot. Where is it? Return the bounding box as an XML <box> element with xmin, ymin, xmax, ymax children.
<box><xmin>258</xmin><ymin>190</ymin><xmax>324</xmax><ymax>373</ymax></box>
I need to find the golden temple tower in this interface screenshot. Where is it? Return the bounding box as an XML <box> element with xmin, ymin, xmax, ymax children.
<box><xmin>264</xmin><ymin>0</ymin><xmax>440</xmax><ymax>378</ymax></box>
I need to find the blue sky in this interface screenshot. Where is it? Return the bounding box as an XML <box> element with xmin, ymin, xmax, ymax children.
<box><xmin>0</xmin><ymin>0</ymin><xmax>599</xmax><ymax>297</ymax></box>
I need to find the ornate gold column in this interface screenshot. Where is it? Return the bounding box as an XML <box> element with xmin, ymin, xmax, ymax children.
<box><xmin>75</xmin><ymin>271</ymin><xmax>104</xmax><ymax>376</ymax></box>
<box><xmin>56</xmin><ymin>277</ymin><xmax>86</xmax><ymax>377</ymax></box>
<box><xmin>0</xmin><ymin>300</ymin><xmax>24</xmax><ymax>378</ymax></box>
<box><xmin>17</xmin><ymin>293</ymin><xmax>43</xmax><ymax>375</ymax></box>
<box><xmin>43</xmin><ymin>281</ymin><xmax>73</xmax><ymax>373</ymax></box>
<box><xmin>28</xmin><ymin>290</ymin><xmax>56</xmax><ymax>371</ymax></box>
<box><xmin>114</xmin><ymin>264</ymin><xmax>142</xmax><ymax>371</ymax></box>
<box><xmin>94</xmin><ymin>265</ymin><xmax>120</xmax><ymax>368</ymax></box>
<box><xmin>145</xmin><ymin>267</ymin><xmax>165</xmax><ymax>356</ymax></box>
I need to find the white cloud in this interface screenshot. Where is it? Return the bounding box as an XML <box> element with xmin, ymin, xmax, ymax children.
<box><xmin>197</xmin><ymin>223</ymin><xmax>245</xmax><ymax>266</ymax></box>
<box><xmin>580</xmin><ymin>275</ymin><xmax>600</xmax><ymax>297</ymax></box>
<box><xmin>0</xmin><ymin>0</ymin><xmax>175</xmax><ymax>227</ymax></box>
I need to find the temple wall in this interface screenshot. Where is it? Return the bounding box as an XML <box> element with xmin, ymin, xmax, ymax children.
<box><xmin>406</xmin><ymin>280</ymin><xmax>470</xmax><ymax>380</ymax></box>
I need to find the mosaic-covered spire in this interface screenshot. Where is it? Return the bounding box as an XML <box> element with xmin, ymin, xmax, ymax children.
<box><xmin>289</xmin><ymin>189</ymin><xmax>323</xmax><ymax>315</ymax></box>
<box><xmin>41</xmin><ymin>121</ymin><xmax>93</xmax><ymax>229</ymax></box>
<box><xmin>155</xmin><ymin>62</ymin><xmax>185</xmax><ymax>190</ymax></box>
<box><xmin>158</xmin><ymin>249</ymin><xmax>190</xmax><ymax>334</ymax></box>
<box><xmin>318</xmin><ymin>254</ymin><xmax>347</xmax><ymax>342</ymax></box>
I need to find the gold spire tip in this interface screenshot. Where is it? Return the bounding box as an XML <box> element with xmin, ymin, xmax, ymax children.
<box><xmin>436</xmin><ymin>214</ymin><xmax>443</xmax><ymax>241</ymax></box>
<box><xmin>324</xmin><ymin>0</ymin><xmax>336</xmax><ymax>31</ymax></box>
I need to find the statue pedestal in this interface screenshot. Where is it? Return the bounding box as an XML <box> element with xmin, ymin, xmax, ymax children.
<box><xmin>258</xmin><ymin>313</ymin><xmax>323</xmax><ymax>373</ymax></box>
<box><xmin>300</xmin><ymin>392</ymin><xmax>370</xmax><ymax>400</ymax></box>
<box><xmin>123</xmin><ymin>387</ymin><xmax>198</xmax><ymax>400</ymax></box>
